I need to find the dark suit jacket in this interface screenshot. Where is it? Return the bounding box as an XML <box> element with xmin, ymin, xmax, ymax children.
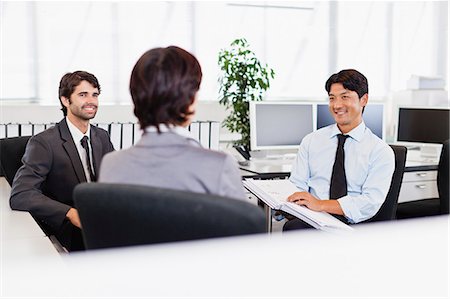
<box><xmin>10</xmin><ymin>118</ymin><xmax>114</xmax><ymax>235</ymax></box>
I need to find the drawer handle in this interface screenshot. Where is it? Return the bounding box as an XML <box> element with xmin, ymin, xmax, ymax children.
<box><xmin>415</xmin><ymin>184</ymin><xmax>427</xmax><ymax>189</ymax></box>
<box><xmin>416</xmin><ymin>173</ymin><xmax>428</xmax><ymax>177</ymax></box>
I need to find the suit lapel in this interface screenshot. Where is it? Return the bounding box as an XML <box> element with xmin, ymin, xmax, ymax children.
<box><xmin>90</xmin><ymin>127</ymin><xmax>103</xmax><ymax>175</ymax></box>
<box><xmin>59</xmin><ymin>118</ymin><xmax>87</xmax><ymax>183</ymax></box>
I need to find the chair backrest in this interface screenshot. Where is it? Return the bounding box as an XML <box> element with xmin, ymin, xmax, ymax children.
<box><xmin>0</xmin><ymin>136</ymin><xmax>31</xmax><ymax>186</ymax></box>
<box><xmin>365</xmin><ymin>145</ymin><xmax>407</xmax><ymax>223</ymax></box>
<box><xmin>74</xmin><ymin>183</ymin><xmax>266</xmax><ymax>250</ymax></box>
<box><xmin>437</xmin><ymin>139</ymin><xmax>449</xmax><ymax>214</ymax></box>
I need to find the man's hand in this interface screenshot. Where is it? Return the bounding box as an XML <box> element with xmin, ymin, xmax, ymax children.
<box><xmin>287</xmin><ymin>191</ymin><xmax>324</xmax><ymax>212</ymax></box>
<box><xmin>287</xmin><ymin>192</ymin><xmax>345</xmax><ymax>215</ymax></box>
<box><xmin>66</xmin><ymin>208</ymin><xmax>82</xmax><ymax>228</ymax></box>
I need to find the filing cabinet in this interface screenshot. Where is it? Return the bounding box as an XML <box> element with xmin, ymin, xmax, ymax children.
<box><xmin>398</xmin><ymin>170</ymin><xmax>438</xmax><ymax>203</ymax></box>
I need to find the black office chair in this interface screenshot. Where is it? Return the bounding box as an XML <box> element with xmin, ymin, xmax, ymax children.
<box><xmin>74</xmin><ymin>183</ymin><xmax>266</xmax><ymax>250</ymax></box>
<box><xmin>0</xmin><ymin>135</ymin><xmax>56</xmax><ymax>236</ymax></box>
<box><xmin>283</xmin><ymin>145</ymin><xmax>407</xmax><ymax>229</ymax></box>
<box><xmin>364</xmin><ymin>144</ymin><xmax>407</xmax><ymax>223</ymax></box>
<box><xmin>0</xmin><ymin>136</ymin><xmax>31</xmax><ymax>186</ymax></box>
<box><xmin>396</xmin><ymin>139</ymin><xmax>449</xmax><ymax>218</ymax></box>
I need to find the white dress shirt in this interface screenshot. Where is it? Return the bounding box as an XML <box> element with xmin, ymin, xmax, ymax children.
<box><xmin>289</xmin><ymin>121</ymin><xmax>395</xmax><ymax>223</ymax></box>
<box><xmin>66</xmin><ymin>117</ymin><xmax>94</xmax><ymax>182</ymax></box>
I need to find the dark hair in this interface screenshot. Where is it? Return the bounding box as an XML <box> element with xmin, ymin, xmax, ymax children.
<box><xmin>58</xmin><ymin>71</ymin><xmax>100</xmax><ymax>116</ymax></box>
<box><xmin>129</xmin><ymin>46</ymin><xmax>202</xmax><ymax>131</ymax></box>
<box><xmin>325</xmin><ymin>69</ymin><xmax>368</xmax><ymax>98</ymax></box>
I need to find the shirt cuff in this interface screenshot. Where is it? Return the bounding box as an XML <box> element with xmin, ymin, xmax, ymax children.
<box><xmin>336</xmin><ymin>196</ymin><xmax>355</xmax><ymax>223</ymax></box>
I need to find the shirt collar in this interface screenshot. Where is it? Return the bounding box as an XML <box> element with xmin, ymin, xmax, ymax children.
<box><xmin>66</xmin><ymin>116</ymin><xmax>91</xmax><ymax>141</ymax></box>
<box><xmin>329</xmin><ymin>120</ymin><xmax>366</xmax><ymax>142</ymax></box>
<box><xmin>144</xmin><ymin>124</ymin><xmax>195</xmax><ymax>140</ymax></box>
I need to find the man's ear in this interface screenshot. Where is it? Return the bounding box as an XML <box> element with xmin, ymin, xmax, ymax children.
<box><xmin>360</xmin><ymin>93</ymin><xmax>368</xmax><ymax>107</ymax></box>
<box><xmin>61</xmin><ymin>96</ymin><xmax>71</xmax><ymax>107</ymax></box>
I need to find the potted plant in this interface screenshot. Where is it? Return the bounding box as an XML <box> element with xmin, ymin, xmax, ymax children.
<box><xmin>218</xmin><ymin>38</ymin><xmax>275</xmax><ymax>153</ymax></box>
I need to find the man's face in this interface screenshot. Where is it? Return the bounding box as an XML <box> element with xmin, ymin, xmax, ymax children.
<box><xmin>63</xmin><ymin>80</ymin><xmax>99</xmax><ymax>121</ymax></box>
<box><xmin>328</xmin><ymin>83</ymin><xmax>367</xmax><ymax>133</ymax></box>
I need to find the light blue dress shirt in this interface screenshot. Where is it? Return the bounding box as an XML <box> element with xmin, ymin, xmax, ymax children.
<box><xmin>289</xmin><ymin>121</ymin><xmax>395</xmax><ymax>223</ymax></box>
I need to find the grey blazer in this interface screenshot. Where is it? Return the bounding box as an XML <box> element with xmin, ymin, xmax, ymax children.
<box><xmin>10</xmin><ymin>118</ymin><xmax>114</xmax><ymax>232</ymax></box>
<box><xmin>99</xmin><ymin>131</ymin><xmax>246</xmax><ymax>201</ymax></box>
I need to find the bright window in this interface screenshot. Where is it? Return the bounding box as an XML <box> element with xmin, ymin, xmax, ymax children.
<box><xmin>0</xmin><ymin>1</ymin><xmax>447</xmax><ymax>104</ymax></box>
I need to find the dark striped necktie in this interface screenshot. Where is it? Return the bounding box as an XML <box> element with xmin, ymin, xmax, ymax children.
<box><xmin>80</xmin><ymin>136</ymin><xmax>96</xmax><ymax>182</ymax></box>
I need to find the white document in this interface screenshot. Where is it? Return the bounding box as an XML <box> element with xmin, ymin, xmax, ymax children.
<box><xmin>0</xmin><ymin>124</ymin><xmax>6</xmax><ymax>138</ymax></box>
<box><xmin>199</xmin><ymin>121</ymin><xmax>211</xmax><ymax>149</ymax></box>
<box><xmin>209</xmin><ymin>122</ymin><xmax>220</xmax><ymax>150</ymax></box>
<box><xmin>189</xmin><ymin>122</ymin><xmax>200</xmax><ymax>143</ymax></box>
<box><xmin>6</xmin><ymin>124</ymin><xmax>19</xmax><ymax>137</ymax></box>
<box><xmin>243</xmin><ymin>179</ymin><xmax>353</xmax><ymax>232</ymax></box>
<box><xmin>33</xmin><ymin>124</ymin><xmax>46</xmax><ymax>135</ymax></box>
<box><xmin>21</xmin><ymin>124</ymin><xmax>33</xmax><ymax>136</ymax></box>
<box><xmin>109</xmin><ymin>123</ymin><xmax>122</xmax><ymax>150</ymax></box>
<box><xmin>133</xmin><ymin>123</ymin><xmax>142</xmax><ymax>145</ymax></box>
<box><xmin>121</xmin><ymin>123</ymin><xmax>134</xmax><ymax>149</ymax></box>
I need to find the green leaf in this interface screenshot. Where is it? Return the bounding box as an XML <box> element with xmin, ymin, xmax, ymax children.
<box><xmin>217</xmin><ymin>38</ymin><xmax>275</xmax><ymax>149</ymax></box>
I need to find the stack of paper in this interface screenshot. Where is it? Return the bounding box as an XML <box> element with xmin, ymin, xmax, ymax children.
<box><xmin>407</xmin><ymin>75</ymin><xmax>445</xmax><ymax>90</ymax></box>
<box><xmin>243</xmin><ymin>179</ymin><xmax>353</xmax><ymax>232</ymax></box>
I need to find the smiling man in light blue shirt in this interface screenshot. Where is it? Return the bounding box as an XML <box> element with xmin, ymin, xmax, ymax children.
<box><xmin>285</xmin><ymin>69</ymin><xmax>395</xmax><ymax>230</ymax></box>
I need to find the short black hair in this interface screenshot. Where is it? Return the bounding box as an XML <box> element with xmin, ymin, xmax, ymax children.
<box><xmin>129</xmin><ymin>46</ymin><xmax>202</xmax><ymax>131</ymax></box>
<box><xmin>58</xmin><ymin>71</ymin><xmax>100</xmax><ymax>116</ymax></box>
<box><xmin>325</xmin><ymin>69</ymin><xmax>368</xmax><ymax>98</ymax></box>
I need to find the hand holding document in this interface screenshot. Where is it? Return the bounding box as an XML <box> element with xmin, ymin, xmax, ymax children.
<box><xmin>243</xmin><ymin>179</ymin><xmax>353</xmax><ymax>232</ymax></box>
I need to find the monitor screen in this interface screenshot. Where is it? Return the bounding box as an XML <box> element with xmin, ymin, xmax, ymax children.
<box><xmin>397</xmin><ymin>107</ymin><xmax>450</xmax><ymax>144</ymax></box>
<box><xmin>250</xmin><ymin>102</ymin><xmax>314</xmax><ymax>150</ymax></box>
<box><xmin>316</xmin><ymin>103</ymin><xmax>385</xmax><ymax>139</ymax></box>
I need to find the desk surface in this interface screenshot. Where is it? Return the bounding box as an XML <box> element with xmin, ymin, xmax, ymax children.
<box><xmin>2</xmin><ymin>215</ymin><xmax>448</xmax><ymax>298</ymax></box>
<box><xmin>1</xmin><ymin>177</ymin><xmax>448</xmax><ymax>298</ymax></box>
<box><xmin>240</xmin><ymin>148</ymin><xmax>439</xmax><ymax>176</ymax></box>
<box><xmin>0</xmin><ymin>179</ymin><xmax>46</xmax><ymax>240</ymax></box>
<box><xmin>1</xmin><ymin>178</ymin><xmax>63</xmax><ymax>286</ymax></box>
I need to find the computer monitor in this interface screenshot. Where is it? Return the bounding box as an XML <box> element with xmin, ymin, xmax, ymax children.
<box><xmin>249</xmin><ymin>102</ymin><xmax>314</xmax><ymax>150</ymax></box>
<box><xmin>396</xmin><ymin>107</ymin><xmax>449</xmax><ymax>144</ymax></box>
<box><xmin>316</xmin><ymin>103</ymin><xmax>385</xmax><ymax>140</ymax></box>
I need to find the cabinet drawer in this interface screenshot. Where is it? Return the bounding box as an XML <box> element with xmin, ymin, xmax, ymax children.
<box><xmin>402</xmin><ymin>171</ymin><xmax>437</xmax><ymax>183</ymax></box>
<box><xmin>398</xmin><ymin>181</ymin><xmax>439</xmax><ymax>203</ymax></box>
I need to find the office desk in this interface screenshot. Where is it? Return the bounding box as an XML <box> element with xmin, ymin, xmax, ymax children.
<box><xmin>240</xmin><ymin>154</ymin><xmax>438</xmax><ymax>177</ymax></box>
<box><xmin>0</xmin><ymin>178</ymin><xmax>47</xmax><ymax>239</ymax></box>
<box><xmin>1</xmin><ymin>177</ymin><xmax>63</xmax><ymax>289</ymax></box>
<box><xmin>1</xmin><ymin>215</ymin><xmax>448</xmax><ymax>298</ymax></box>
<box><xmin>1</xmin><ymin>177</ymin><xmax>448</xmax><ymax>298</ymax></box>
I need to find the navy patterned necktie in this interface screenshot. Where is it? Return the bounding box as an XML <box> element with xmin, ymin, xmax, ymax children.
<box><xmin>80</xmin><ymin>136</ymin><xmax>96</xmax><ymax>182</ymax></box>
<box><xmin>330</xmin><ymin>134</ymin><xmax>349</xmax><ymax>199</ymax></box>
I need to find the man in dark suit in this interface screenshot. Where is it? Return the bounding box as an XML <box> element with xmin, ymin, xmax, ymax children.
<box><xmin>10</xmin><ymin>71</ymin><xmax>114</xmax><ymax>251</ymax></box>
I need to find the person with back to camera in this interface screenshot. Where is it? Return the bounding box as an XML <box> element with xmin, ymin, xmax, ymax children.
<box><xmin>99</xmin><ymin>46</ymin><xmax>246</xmax><ymax>201</ymax></box>
<box><xmin>283</xmin><ymin>69</ymin><xmax>395</xmax><ymax>230</ymax></box>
